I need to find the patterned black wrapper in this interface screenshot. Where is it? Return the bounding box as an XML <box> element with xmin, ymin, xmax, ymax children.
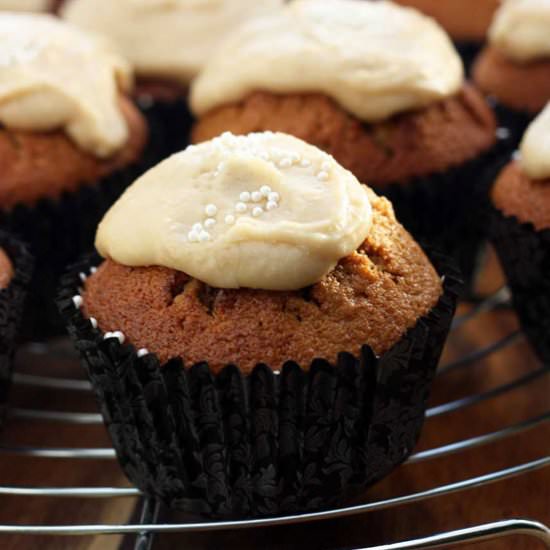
<box><xmin>136</xmin><ymin>96</ymin><xmax>193</xmax><ymax>162</ymax></box>
<box><xmin>58</xmin><ymin>255</ymin><xmax>459</xmax><ymax>518</ymax></box>
<box><xmin>491</xmin><ymin>208</ymin><xmax>550</xmax><ymax>364</ymax></box>
<box><xmin>0</xmin><ymin>160</ymin><xmax>147</xmax><ymax>340</ymax></box>
<box><xmin>0</xmin><ymin>232</ymin><xmax>33</xmax><ymax>424</ymax></box>
<box><xmin>492</xmin><ymin>102</ymin><xmax>533</xmax><ymax>147</ymax></box>
<box><xmin>373</xmin><ymin>137</ymin><xmax>511</xmax><ymax>295</ymax></box>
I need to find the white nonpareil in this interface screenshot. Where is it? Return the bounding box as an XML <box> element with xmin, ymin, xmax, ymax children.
<box><xmin>0</xmin><ymin>14</ymin><xmax>131</xmax><ymax>157</ymax></box>
<box><xmin>520</xmin><ymin>103</ymin><xmax>550</xmax><ymax>179</ymax></box>
<box><xmin>96</xmin><ymin>132</ymin><xmax>373</xmax><ymax>291</ymax></box>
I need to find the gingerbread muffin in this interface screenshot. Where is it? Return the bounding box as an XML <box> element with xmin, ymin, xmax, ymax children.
<box><xmin>473</xmin><ymin>0</ymin><xmax>550</xmax><ymax>137</ymax></box>
<box><xmin>61</xmin><ymin>0</ymin><xmax>284</xmax><ymax>160</ymax></box>
<box><xmin>0</xmin><ymin>14</ymin><xmax>148</xmax><ymax>338</ymax></box>
<box><xmin>393</xmin><ymin>0</ymin><xmax>501</xmax><ymax>70</ymax></box>
<box><xmin>491</xmin><ymin>105</ymin><xmax>550</xmax><ymax>364</ymax></box>
<box><xmin>59</xmin><ymin>132</ymin><xmax>458</xmax><ymax>516</ymax></box>
<box><xmin>191</xmin><ymin>0</ymin><xmax>502</xmax><ymax>291</ymax></box>
<box><xmin>0</xmin><ymin>232</ymin><xmax>33</xmax><ymax>425</ymax></box>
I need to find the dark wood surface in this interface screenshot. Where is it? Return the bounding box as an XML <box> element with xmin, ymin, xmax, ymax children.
<box><xmin>0</xmin><ymin>251</ymin><xmax>549</xmax><ymax>550</ymax></box>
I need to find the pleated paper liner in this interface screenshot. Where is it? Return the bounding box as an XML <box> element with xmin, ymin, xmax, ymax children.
<box><xmin>490</xmin><ymin>208</ymin><xmax>550</xmax><ymax>365</ymax></box>
<box><xmin>58</xmin><ymin>254</ymin><xmax>459</xmax><ymax>518</ymax></box>
<box><xmin>0</xmin><ymin>232</ymin><xmax>33</xmax><ymax>424</ymax></box>
<box><xmin>373</xmin><ymin>134</ymin><xmax>511</xmax><ymax>297</ymax></box>
<box><xmin>0</xmin><ymin>158</ymin><xmax>148</xmax><ymax>340</ymax></box>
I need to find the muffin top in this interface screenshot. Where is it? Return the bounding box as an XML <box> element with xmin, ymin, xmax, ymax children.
<box><xmin>0</xmin><ymin>0</ymin><xmax>51</xmax><ymax>11</ymax></box>
<box><xmin>0</xmin><ymin>247</ymin><xmax>13</xmax><ymax>290</ymax></box>
<box><xmin>489</xmin><ymin>0</ymin><xmax>550</xmax><ymax>62</ymax></box>
<box><xmin>0</xmin><ymin>13</ymin><xmax>132</xmax><ymax>157</ymax></box>
<box><xmin>97</xmin><ymin>132</ymin><xmax>373</xmax><ymax>290</ymax></box>
<box><xmin>190</xmin><ymin>0</ymin><xmax>463</xmax><ymax>122</ymax></box>
<box><xmin>86</xmin><ymin>132</ymin><xmax>442</xmax><ymax>372</ymax></box>
<box><xmin>61</xmin><ymin>0</ymin><xmax>284</xmax><ymax>87</ymax></box>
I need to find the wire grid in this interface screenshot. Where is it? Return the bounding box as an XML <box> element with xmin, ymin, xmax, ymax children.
<box><xmin>0</xmin><ymin>289</ymin><xmax>549</xmax><ymax>550</ymax></box>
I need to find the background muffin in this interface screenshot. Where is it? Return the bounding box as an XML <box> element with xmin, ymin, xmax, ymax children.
<box><xmin>491</xmin><ymin>104</ymin><xmax>550</xmax><ymax>364</ymax></box>
<box><xmin>61</xmin><ymin>0</ymin><xmax>284</xmax><ymax>160</ymax></box>
<box><xmin>0</xmin><ymin>13</ymin><xmax>148</xmax><ymax>338</ymax></box>
<box><xmin>60</xmin><ymin>132</ymin><xmax>458</xmax><ymax>516</ymax></box>
<box><xmin>191</xmin><ymin>0</ymin><xmax>502</xmax><ymax>292</ymax></box>
<box><xmin>0</xmin><ymin>232</ymin><xmax>33</xmax><ymax>425</ymax></box>
<box><xmin>473</xmin><ymin>0</ymin><xmax>550</xmax><ymax>138</ymax></box>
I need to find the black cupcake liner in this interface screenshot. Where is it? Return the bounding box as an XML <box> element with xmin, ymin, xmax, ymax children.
<box><xmin>0</xmin><ymin>232</ymin><xmax>33</xmax><ymax>423</ymax></box>
<box><xmin>58</xmin><ymin>254</ymin><xmax>459</xmax><ymax>517</ymax></box>
<box><xmin>490</xmin><ymin>100</ymin><xmax>533</xmax><ymax>147</ymax></box>
<box><xmin>136</xmin><ymin>95</ymin><xmax>193</xmax><ymax>162</ymax></box>
<box><xmin>0</xmin><ymin>160</ymin><xmax>147</xmax><ymax>340</ymax></box>
<box><xmin>373</xmin><ymin>137</ymin><xmax>511</xmax><ymax>296</ymax></box>
<box><xmin>456</xmin><ymin>41</ymin><xmax>482</xmax><ymax>75</ymax></box>
<box><xmin>490</xmin><ymin>208</ymin><xmax>550</xmax><ymax>364</ymax></box>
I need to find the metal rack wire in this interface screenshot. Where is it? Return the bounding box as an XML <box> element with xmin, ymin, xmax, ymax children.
<box><xmin>0</xmin><ymin>289</ymin><xmax>549</xmax><ymax>550</ymax></box>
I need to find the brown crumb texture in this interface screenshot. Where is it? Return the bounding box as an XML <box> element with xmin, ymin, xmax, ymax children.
<box><xmin>0</xmin><ymin>96</ymin><xmax>148</xmax><ymax>211</ymax></box>
<box><xmin>83</xmin><ymin>191</ymin><xmax>443</xmax><ymax>374</ymax></box>
<box><xmin>473</xmin><ymin>47</ymin><xmax>550</xmax><ymax>113</ymax></box>
<box><xmin>393</xmin><ymin>0</ymin><xmax>500</xmax><ymax>42</ymax></box>
<box><xmin>192</xmin><ymin>85</ymin><xmax>496</xmax><ymax>186</ymax></box>
<box><xmin>491</xmin><ymin>161</ymin><xmax>550</xmax><ymax>230</ymax></box>
<box><xmin>0</xmin><ymin>248</ymin><xmax>13</xmax><ymax>290</ymax></box>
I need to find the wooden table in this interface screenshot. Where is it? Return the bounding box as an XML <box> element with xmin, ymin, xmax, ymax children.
<box><xmin>1</xmin><ymin>252</ymin><xmax>549</xmax><ymax>550</ymax></box>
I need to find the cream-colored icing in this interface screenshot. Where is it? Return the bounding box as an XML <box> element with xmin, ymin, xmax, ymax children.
<box><xmin>0</xmin><ymin>0</ymin><xmax>50</xmax><ymax>11</ymax></box>
<box><xmin>490</xmin><ymin>0</ymin><xmax>550</xmax><ymax>62</ymax></box>
<box><xmin>190</xmin><ymin>0</ymin><xmax>463</xmax><ymax>122</ymax></box>
<box><xmin>96</xmin><ymin>132</ymin><xmax>373</xmax><ymax>291</ymax></box>
<box><xmin>62</xmin><ymin>0</ymin><xmax>284</xmax><ymax>86</ymax></box>
<box><xmin>520</xmin><ymin>103</ymin><xmax>550</xmax><ymax>179</ymax></box>
<box><xmin>0</xmin><ymin>14</ymin><xmax>132</xmax><ymax>157</ymax></box>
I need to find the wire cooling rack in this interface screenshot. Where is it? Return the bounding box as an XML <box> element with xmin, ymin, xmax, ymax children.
<box><xmin>0</xmin><ymin>288</ymin><xmax>549</xmax><ymax>550</ymax></box>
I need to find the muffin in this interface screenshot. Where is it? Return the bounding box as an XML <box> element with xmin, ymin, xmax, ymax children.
<box><xmin>0</xmin><ymin>232</ymin><xmax>33</xmax><ymax>424</ymax></box>
<box><xmin>393</xmin><ymin>0</ymin><xmax>501</xmax><ymax>70</ymax></box>
<box><xmin>190</xmin><ymin>0</ymin><xmax>503</xmax><ymax>292</ymax></box>
<box><xmin>0</xmin><ymin>13</ymin><xmax>148</xmax><ymax>338</ymax></box>
<box><xmin>491</xmin><ymin>104</ymin><xmax>550</xmax><ymax>364</ymax></box>
<box><xmin>473</xmin><ymin>0</ymin><xmax>550</xmax><ymax>138</ymax></box>
<box><xmin>61</xmin><ymin>0</ymin><xmax>284</xmax><ymax>160</ymax></box>
<box><xmin>59</xmin><ymin>131</ymin><xmax>458</xmax><ymax>516</ymax></box>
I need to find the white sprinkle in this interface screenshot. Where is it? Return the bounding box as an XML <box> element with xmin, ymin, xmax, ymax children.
<box><xmin>188</xmin><ymin>231</ymin><xmax>200</xmax><ymax>243</ymax></box>
<box><xmin>199</xmin><ymin>231</ymin><xmax>211</xmax><ymax>242</ymax></box>
<box><xmin>192</xmin><ymin>222</ymin><xmax>203</xmax><ymax>233</ymax></box>
<box><xmin>90</xmin><ymin>267</ymin><xmax>98</xmax><ymax>274</ymax></box>
<box><xmin>90</xmin><ymin>317</ymin><xmax>98</xmax><ymax>329</ymax></box>
<box><xmin>260</xmin><ymin>185</ymin><xmax>272</xmax><ymax>197</ymax></box>
<box><xmin>317</xmin><ymin>171</ymin><xmax>329</xmax><ymax>182</ymax></box>
<box><xmin>266</xmin><ymin>201</ymin><xmax>278</xmax><ymax>211</ymax></box>
<box><xmin>225</xmin><ymin>214</ymin><xmax>235</xmax><ymax>225</ymax></box>
<box><xmin>301</xmin><ymin>159</ymin><xmax>311</xmax><ymax>167</ymax></box>
<box><xmin>279</xmin><ymin>158</ymin><xmax>292</xmax><ymax>168</ymax></box>
<box><xmin>251</xmin><ymin>192</ymin><xmax>262</xmax><ymax>203</ymax></box>
<box><xmin>321</xmin><ymin>161</ymin><xmax>331</xmax><ymax>172</ymax></box>
<box><xmin>252</xmin><ymin>206</ymin><xmax>263</xmax><ymax>217</ymax></box>
<box><xmin>268</xmin><ymin>192</ymin><xmax>280</xmax><ymax>203</ymax></box>
<box><xmin>137</xmin><ymin>348</ymin><xmax>150</xmax><ymax>358</ymax></box>
<box><xmin>104</xmin><ymin>332</ymin><xmax>113</xmax><ymax>340</ymax></box>
<box><xmin>239</xmin><ymin>191</ymin><xmax>251</xmax><ymax>202</ymax></box>
<box><xmin>512</xmin><ymin>150</ymin><xmax>521</xmax><ymax>161</ymax></box>
<box><xmin>112</xmin><ymin>331</ymin><xmax>125</xmax><ymax>344</ymax></box>
<box><xmin>274</xmin><ymin>370</ymin><xmax>281</xmax><ymax>376</ymax></box>
<box><xmin>235</xmin><ymin>202</ymin><xmax>247</xmax><ymax>213</ymax></box>
<box><xmin>204</xmin><ymin>218</ymin><xmax>216</xmax><ymax>229</ymax></box>
<box><xmin>79</xmin><ymin>272</ymin><xmax>87</xmax><ymax>282</ymax></box>
<box><xmin>72</xmin><ymin>295</ymin><xmax>83</xmax><ymax>309</ymax></box>
<box><xmin>496</xmin><ymin>127</ymin><xmax>510</xmax><ymax>140</ymax></box>
<box><xmin>205</xmin><ymin>204</ymin><xmax>217</xmax><ymax>217</ymax></box>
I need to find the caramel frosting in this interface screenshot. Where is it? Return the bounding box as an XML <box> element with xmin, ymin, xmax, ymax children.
<box><xmin>190</xmin><ymin>0</ymin><xmax>463</xmax><ymax>122</ymax></box>
<box><xmin>520</xmin><ymin>103</ymin><xmax>550</xmax><ymax>179</ymax></box>
<box><xmin>96</xmin><ymin>132</ymin><xmax>373</xmax><ymax>291</ymax></box>
<box><xmin>490</xmin><ymin>0</ymin><xmax>550</xmax><ymax>62</ymax></box>
<box><xmin>0</xmin><ymin>0</ymin><xmax>50</xmax><ymax>10</ymax></box>
<box><xmin>0</xmin><ymin>14</ymin><xmax>132</xmax><ymax>157</ymax></box>
<box><xmin>61</xmin><ymin>0</ymin><xmax>284</xmax><ymax>86</ymax></box>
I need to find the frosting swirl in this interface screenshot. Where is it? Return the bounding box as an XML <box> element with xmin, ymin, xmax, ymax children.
<box><xmin>96</xmin><ymin>132</ymin><xmax>373</xmax><ymax>290</ymax></box>
<box><xmin>62</xmin><ymin>0</ymin><xmax>284</xmax><ymax>86</ymax></box>
<box><xmin>490</xmin><ymin>0</ymin><xmax>550</xmax><ymax>62</ymax></box>
<box><xmin>191</xmin><ymin>0</ymin><xmax>463</xmax><ymax>122</ymax></box>
<box><xmin>520</xmin><ymin>102</ymin><xmax>550</xmax><ymax>179</ymax></box>
<box><xmin>0</xmin><ymin>14</ymin><xmax>131</xmax><ymax>157</ymax></box>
